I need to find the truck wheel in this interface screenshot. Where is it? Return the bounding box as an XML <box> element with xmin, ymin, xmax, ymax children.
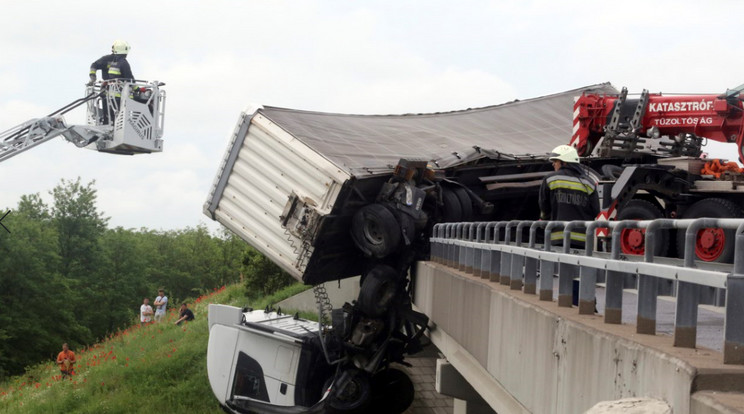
<box><xmin>453</xmin><ymin>187</ymin><xmax>474</xmax><ymax>221</ymax></box>
<box><xmin>370</xmin><ymin>368</ymin><xmax>415</xmax><ymax>414</ymax></box>
<box><xmin>358</xmin><ymin>265</ymin><xmax>399</xmax><ymax>317</ymax></box>
<box><xmin>384</xmin><ymin>205</ymin><xmax>417</xmax><ymax>246</ymax></box>
<box><xmin>617</xmin><ymin>199</ymin><xmax>668</xmax><ymax>256</ymax></box>
<box><xmin>441</xmin><ymin>188</ymin><xmax>462</xmax><ymax>222</ymax></box>
<box><xmin>677</xmin><ymin>198</ymin><xmax>744</xmax><ymax>262</ymax></box>
<box><xmin>351</xmin><ymin>204</ymin><xmax>401</xmax><ymax>258</ymax></box>
<box><xmin>326</xmin><ymin>369</ymin><xmax>372</xmax><ymax>414</ymax></box>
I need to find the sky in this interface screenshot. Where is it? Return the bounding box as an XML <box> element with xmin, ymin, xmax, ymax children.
<box><xmin>1</xmin><ymin>0</ymin><xmax>743</xmax><ymax>232</ymax></box>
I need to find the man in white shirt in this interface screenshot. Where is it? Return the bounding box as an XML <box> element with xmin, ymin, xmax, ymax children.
<box><xmin>154</xmin><ymin>289</ymin><xmax>168</xmax><ymax>322</ymax></box>
<box><xmin>140</xmin><ymin>298</ymin><xmax>153</xmax><ymax>325</ymax></box>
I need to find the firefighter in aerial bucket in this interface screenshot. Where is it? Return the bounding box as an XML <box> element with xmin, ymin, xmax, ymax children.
<box><xmin>88</xmin><ymin>40</ymin><xmax>134</xmax><ymax>125</ymax></box>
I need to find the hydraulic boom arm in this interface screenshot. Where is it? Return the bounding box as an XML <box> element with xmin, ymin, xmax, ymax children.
<box><xmin>0</xmin><ymin>79</ymin><xmax>166</xmax><ymax>163</ymax></box>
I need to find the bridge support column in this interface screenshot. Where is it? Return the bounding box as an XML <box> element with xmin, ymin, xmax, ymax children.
<box><xmin>436</xmin><ymin>359</ymin><xmax>496</xmax><ymax>414</ymax></box>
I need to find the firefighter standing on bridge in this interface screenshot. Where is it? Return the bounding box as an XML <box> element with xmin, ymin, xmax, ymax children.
<box><xmin>539</xmin><ymin>144</ymin><xmax>599</xmax><ymax>247</ymax></box>
<box><xmin>88</xmin><ymin>40</ymin><xmax>134</xmax><ymax>124</ymax></box>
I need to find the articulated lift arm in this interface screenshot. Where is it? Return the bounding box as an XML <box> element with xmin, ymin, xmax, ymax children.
<box><xmin>0</xmin><ymin>79</ymin><xmax>166</xmax><ymax>163</ymax></box>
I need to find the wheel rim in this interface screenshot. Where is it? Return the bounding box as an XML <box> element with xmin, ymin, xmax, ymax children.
<box><xmin>695</xmin><ymin>227</ymin><xmax>726</xmax><ymax>262</ymax></box>
<box><xmin>620</xmin><ymin>228</ymin><xmax>646</xmax><ymax>256</ymax></box>
<box><xmin>362</xmin><ymin>215</ymin><xmax>384</xmax><ymax>246</ymax></box>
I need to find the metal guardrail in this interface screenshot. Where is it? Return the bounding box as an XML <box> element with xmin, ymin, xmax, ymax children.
<box><xmin>429</xmin><ymin>218</ymin><xmax>744</xmax><ymax>365</ymax></box>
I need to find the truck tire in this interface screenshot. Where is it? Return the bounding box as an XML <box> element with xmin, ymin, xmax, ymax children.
<box><xmin>351</xmin><ymin>204</ymin><xmax>401</xmax><ymax>258</ymax></box>
<box><xmin>358</xmin><ymin>265</ymin><xmax>399</xmax><ymax>317</ymax></box>
<box><xmin>617</xmin><ymin>199</ymin><xmax>668</xmax><ymax>256</ymax></box>
<box><xmin>677</xmin><ymin>198</ymin><xmax>744</xmax><ymax>263</ymax></box>
<box><xmin>326</xmin><ymin>368</ymin><xmax>372</xmax><ymax>414</ymax></box>
<box><xmin>384</xmin><ymin>205</ymin><xmax>417</xmax><ymax>246</ymax></box>
<box><xmin>453</xmin><ymin>187</ymin><xmax>474</xmax><ymax>221</ymax></box>
<box><xmin>370</xmin><ymin>368</ymin><xmax>415</xmax><ymax>414</ymax></box>
<box><xmin>441</xmin><ymin>188</ymin><xmax>462</xmax><ymax>222</ymax></box>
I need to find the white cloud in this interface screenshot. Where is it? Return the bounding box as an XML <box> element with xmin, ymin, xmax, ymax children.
<box><xmin>3</xmin><ymin>0</ymin><xmax>744</xmax><ymax>229</ymax></box>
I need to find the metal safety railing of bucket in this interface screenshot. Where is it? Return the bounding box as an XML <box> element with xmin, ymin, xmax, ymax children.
<box><xmin>429</xmin><ymin>218</ymin><xmax>744</xmax><ymax>365</ymax></box>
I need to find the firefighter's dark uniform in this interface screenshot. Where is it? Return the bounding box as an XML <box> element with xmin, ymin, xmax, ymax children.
<box><xmin>90</xmin><ymin>54</ymin><xmax>134</xmax><ymax>81</ymax></box>
<box><xmin>538</xmin><ymin>164</ymin><xmax>599</xmax><ymax>246</ymax></box>
<box><xmin>90</xmin><ymin>54</ymin><xmax>134</xmax><ymax>124</ymax></box>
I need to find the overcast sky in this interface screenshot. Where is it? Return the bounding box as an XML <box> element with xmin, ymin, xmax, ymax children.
<box><xmin>1</xmin><ymin>0</ymin><xmax>742</xmax><ymax>231</ymax></box>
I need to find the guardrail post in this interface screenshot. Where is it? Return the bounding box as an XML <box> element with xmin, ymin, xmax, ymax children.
<box><xmin>540</xmin><ymin>222</ymin><xmax>564</xmax><ymax>301</ymax></box>
<box><xmin>500</xmin><ymin>222</ymin><xmax>518</xmax><ymax>285</ymax></box>
<box><xmin>431</xmin><ymin>224</ymin><xmax>441</xmax><ymax>263</ymax></box>
<box><xmin>489</xmin><ymin>222</ymin><xmax>507</xmax><ymax>283</ymax></box>
<box><xmin>606</xmin><ymin>222</ymin><xmax>634</xmax><ymax>324</ymax></box>
<box><xmin>580</xmin><ymin>221</ymin><xmax>608</xmax><ymax>315</ymax></box>
<box><xmin>525</xmin><ymin>222</ymin><xmax>546</xmax><ymax>295</ymax></box>
<box><xmin>447</xmin><ymin>224</ymin><xmax>458</xmax><ymax>267</ymax></box>
<box><xmin>675</xmin><ymin>218</ymin><xmax>710</xmax><ymax>348</ymax></box>
<box><xmin>463</xmin><ymin>223</ymin><xmax>476</xmax><ymax>273</ymax></box>
<box><xmin>724</xmin><ymin>222</ymin><xmax>744</xmax><ymax>364</ymax></box>
<box><xmin>636</xmin><ymin>219</ymin><xmax>668</xmax><ymax>335</ymax></box>
<box><xmin>480</xmin><ymin>223</ymin><xmax>497</xmax><ymax>280</ymax></box>
<box><xmin>558</xmin><ymin>221</ymin><xmax>582</xmax><ymax>307</ymax></box>
<box><xmin>510</xmin><ymin>221</ymin><xmax>532</xmax><ymax>290</ymax></box>
<box><xmin>458</xmin><ymin>223</ymin><xmax>468</xmax><ymax>271</ymax></box>
<box><xmin>473</xmin><ymin>223</ymin><xmax>487</xmax><ymax>277</ymax></box>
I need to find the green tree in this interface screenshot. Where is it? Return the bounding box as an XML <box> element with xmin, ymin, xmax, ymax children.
<box><xmin>0</xmin><ymin>180</ymin><xmax>248</xmax><ymax>378</ymax></box>
<box><xmin>242</xmin><ymin>247</ymin><xmax>295</xmax><ymax>298</ymax></box>
<box><xmin>51</xmin><ymin>178</ymin><xmax>109</xmax><ymax>342</ymax></box>
<box><xmin>0</xmin><ymin>198</ymin><xmax>84</xmax><ymax>379</ymax></box>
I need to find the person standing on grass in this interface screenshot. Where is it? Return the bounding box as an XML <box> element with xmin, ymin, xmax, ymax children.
<box><xmin>140</xmin><ymin>297</ymin><xmax>154</xmax><ymax>325</ymax></box>
<box><xmin>56</xmin><ymin>343</ymin><xmax>76</xmax><ymax>378</ymax></box>
<box><xmin>174</xmin><ymin>303</ymin><xmax>195</xmax><ymax>326</ymax></box>
<box><xmin>154</xmin><ymin>289</ymin><xmax>168</xmax><ymax>322</ymax></box>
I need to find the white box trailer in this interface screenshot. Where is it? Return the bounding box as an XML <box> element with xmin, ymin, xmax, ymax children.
<box><xmin>203</xmin><ymin>84</ymin><xmax>618</xmax><ymax>285</ymax></box>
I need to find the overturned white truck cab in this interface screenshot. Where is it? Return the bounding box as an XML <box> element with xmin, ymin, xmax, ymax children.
<box><xmin>203</xmin><ymin>83</ymin><xmax>618</xmax><ymax>413</ymax></box>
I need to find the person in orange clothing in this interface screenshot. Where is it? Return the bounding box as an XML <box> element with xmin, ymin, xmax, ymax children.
<box><xmin>56</xmin><ymin>343</ymin><xmax>76</xmax><ymax>378</ymax></box>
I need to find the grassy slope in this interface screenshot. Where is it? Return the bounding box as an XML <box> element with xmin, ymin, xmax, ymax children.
<box><xmin>0</xmin><ymin>283</ymin><xmax>311</xmax><ymax>414</ymax></box>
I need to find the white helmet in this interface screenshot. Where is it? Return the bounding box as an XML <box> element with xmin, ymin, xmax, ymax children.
<box><xmin>112</xmin><ymin>40</ymin><xmax>130</xmax><ymax>55</ymax></box>
<box><xmin>549</xmin><ymin>144</ymin><xmax>580</xmax><ymax>164</ymax></box>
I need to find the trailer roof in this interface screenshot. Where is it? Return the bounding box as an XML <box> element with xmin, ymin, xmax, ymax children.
<box><xmin>258</xmin><ymin>83</ymin><xmax>618</xmax><ymax>176</ymax></box>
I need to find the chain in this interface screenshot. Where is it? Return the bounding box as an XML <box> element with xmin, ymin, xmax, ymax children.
<box><xmin>312</xmin><ymin>284</ymin><xmax>333</xmax><ymax>325</ymax></box>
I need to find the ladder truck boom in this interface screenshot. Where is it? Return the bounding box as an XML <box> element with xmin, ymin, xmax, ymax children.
<box><xmin>0</xmin><ymin>79</ymin><xmax>166</xmax><ymax>162</ymax></box>
<box><xmin>571</xmin><ymin>86</ymin><xmax>744</xmax><ymax>163</ymax></box>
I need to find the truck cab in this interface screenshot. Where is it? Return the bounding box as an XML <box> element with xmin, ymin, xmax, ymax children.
<box><xmin>207</xmin><ymin>305</ymin><xmax>333</xmax><ymax>414</ymax></box>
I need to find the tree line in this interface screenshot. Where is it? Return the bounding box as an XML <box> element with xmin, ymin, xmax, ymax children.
<box><xmin>0</xmin><ymin>178</ymin><xmax>285</xmax><ymax>379</ymax></box>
